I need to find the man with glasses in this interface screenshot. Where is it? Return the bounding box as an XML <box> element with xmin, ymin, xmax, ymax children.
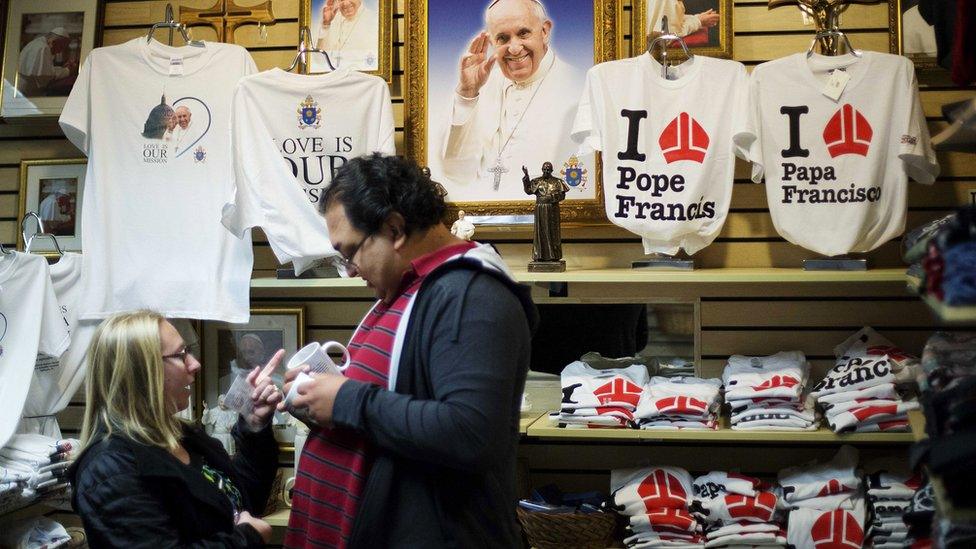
<box><xmin>279</xmin><ymin>153</ymin><xmax>538</xmax><ymax>548</ymax></box>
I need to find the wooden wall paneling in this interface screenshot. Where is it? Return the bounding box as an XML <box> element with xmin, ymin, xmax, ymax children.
<box><xmin>733</xmin><ymin>3</ymin><xmax>888</xmax><ymax>33</ymax></box>
<box><xmin>733</xmin><ymin>32</ymin><xmax>891</xmax><ymax>62</ymax></box>
<box><xmin>700</xmin><ymin>299</ymin><xmax>938</xmax><ymax>328</ymax></box>
<box><xmin>700</xmin><ymin>329</ymin><xmax>936</xmax><ymax>358</ymax></box>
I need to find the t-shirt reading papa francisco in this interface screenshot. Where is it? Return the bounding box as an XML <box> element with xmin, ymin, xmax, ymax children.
<box><xmin>222</xmin><ymin>68</ymin><xmax>394</xmax><ymax>273</ymax></box>
<box><xmin>748</xmin><ymin>52</ymin><xmax>939</xmax><ymax>257</ymax></box>
<box><xmin>572</xmin><ymin>54</ymin><xmax>754</xmax><ymax>255</ymax></box>
<box><xmin>59</xmin><ymin>38</ymin><xmax>257</xmax><ymax>322</ymax></box>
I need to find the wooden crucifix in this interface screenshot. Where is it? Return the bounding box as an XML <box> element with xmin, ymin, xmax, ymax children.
<box><xmin>179</xmin><ymin>0</ymin><xmax>276</xmax><ymax>44</ymax></box>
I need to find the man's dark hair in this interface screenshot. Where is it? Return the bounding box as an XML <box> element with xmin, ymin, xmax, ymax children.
<box><xmin>320</xmin><ymin>153</ymin><xmax>447</xmax><ymax>236</ymax></box>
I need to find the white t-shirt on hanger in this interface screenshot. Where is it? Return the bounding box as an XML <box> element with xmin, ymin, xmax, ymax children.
<box><xmin>572</xmin><ymin>54</ymin><xmax>754</xmax><ymax>255</ymax></box>
<box><xmin>222</xmin><ymin>68</ymin><xmax>395</xmax><ymax>273</ymax></box>
<box><xmin>0</xmin><ymin>252</ymin><xmax>70</xmax><ymax>449</ymax></box>
<box><xmin>59</xmin><ymin>38</ymin><xmax>258</xmax><ymax>322</ymax></box>
<box><xmin>18</xmin><ymin>252</ymin><xmax>86</xmax><ymax>438</ymax></box>
<box><xmin>747</xmin><ymin>52</ymin><xmax>939</xmax><ymax>257</ymax></box>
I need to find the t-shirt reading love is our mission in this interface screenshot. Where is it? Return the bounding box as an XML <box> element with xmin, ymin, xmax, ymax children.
<box><xmin>59</xmin><ymin>38</ymin><xmax>257</xmax><ymax>322</ymax></box>
<box><xmin>748</xmin><ymin>52</ymin><xmax>939</xmax><ymax>257</ymax></box>
<box><xmin>572</xmin><ymin>54</ymin><xmax>754</xmax><ymax>255</ymax></box>
<box><xmin>222</xmin><ymin>68</ymin><xmax>394</xmax><ymax>273</ymax></box>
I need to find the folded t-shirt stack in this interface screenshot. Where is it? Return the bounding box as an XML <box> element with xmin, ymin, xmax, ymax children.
<box><xmin>611</xmin><ymin>466</ymin><xmax>705</xmax><ymax>548</ymax></box>
<box><xmin>780</xmin><ymin>446</ymin><xmax>868</xmax><ymax>549</ymax></box>
<box><xmin>689</xmin><ymin>471</ymin><xmax>786</xmax><ymax>548</ymax></box>
<box><xmin>0</xmin><ymin>434</ymin><xmax>80</xmax><ymax>514</ymax></box>
<box><xmin>552</xmin><ymin>361</ymin><xmax>650</xmax><ymax>428</ymax></box>
<box><xmin>723</xmin><ymin>351</ymin><xmax>817</xmax><ymax>431</ymax></box>
<box><xmin>810</xmin><ymin>328</ymin><xmax>920</xmax><ymax>433</ymax></box>
<box><xmin>636</xmin><ymin>377</ymin><xmax>722</xmax><ymax>430</ymax></box>
<box><xmin>864</xmin><ymin>471</ymin><xmax>921</xmax><ymax>548</ymax></box>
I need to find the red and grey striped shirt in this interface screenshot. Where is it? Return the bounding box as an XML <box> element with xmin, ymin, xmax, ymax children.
<box><xmin>284</xmin><ymin>241</ymin><xmax>476</xmax><ymax>548</ymax></box>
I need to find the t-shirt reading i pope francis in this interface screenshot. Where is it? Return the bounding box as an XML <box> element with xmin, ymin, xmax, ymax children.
<box><xmin>572</xmin><ymin>54</ymin><xmax>754</xmax><ymax>255</ymax></box>
<box><xmin>747</xmin><ymin>52</ymin><xmax>939</xmax><ymax>257</ymax></box>
<box><xmin>59</xmin><ymin>38</ymin><xmax>257</xmax><ymax>322</ymax></box>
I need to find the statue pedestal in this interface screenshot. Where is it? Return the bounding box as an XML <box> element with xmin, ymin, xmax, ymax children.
<box><xmin>528</xmin><ymin>260</ymin><xmax>566</xmax><ymax>273</ymax></box>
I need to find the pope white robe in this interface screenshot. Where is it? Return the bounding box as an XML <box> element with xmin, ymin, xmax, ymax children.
<box><xmin>17</xmin><ymin>36</ymin><xmax>69</xmax><ymax>96</ymax></box>
<box><xmin>314</xmin><ymin>5</ymin><xmax>379</xmax><ymax>71</ymax></box>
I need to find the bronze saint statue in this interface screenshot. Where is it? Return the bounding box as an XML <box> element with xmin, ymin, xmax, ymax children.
<box><xmin>523</xmin><ymin>162</ymin><xmax>569</xmax><ymax>272</ymax></box>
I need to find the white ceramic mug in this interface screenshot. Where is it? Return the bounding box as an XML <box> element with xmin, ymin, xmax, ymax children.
<box><xmin>284</xmin><ymin>341</ymin><xmax>350</xmax><ymax>411</ymax></box>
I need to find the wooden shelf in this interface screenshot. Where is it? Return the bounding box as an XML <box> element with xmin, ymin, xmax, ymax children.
<box><xmin>907</xmin><ymin>409</ymin><xmax>927</xmax><ymax>442</ymax></box>
<box><xmin>264</xmin><ymin>507</ymin><xmax>290</xmax><ymax>528</ymax></box>
<box><xmin>920</xmin><ymin>293</ymin><xmax>976</xmax><ymax>323</ymax></box>
<box><xmin>250</xmin><ymin>267</ymin><xmax>909</xmax><ymax>289</ymax></box>
<box><xmin>525</xmin><ymin>414</ymin><xmax>915</xmax><ymax>444</ymax></box>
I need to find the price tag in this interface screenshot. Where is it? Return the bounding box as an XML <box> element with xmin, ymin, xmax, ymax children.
<box><xmin>822</xmin><ymin>69</ymin><xmax>850</xmax><ymax>102</ymax></box>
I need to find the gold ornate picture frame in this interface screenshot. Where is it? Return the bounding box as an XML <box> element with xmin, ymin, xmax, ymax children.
<box><xmin>631</xmin><ymin>0</ymin><xmax>734</xmax><ymax>60</ymax></box>
<box><xmin>299</xmin><ymin>0</ymin><xmax>394</xmax><ymax>82</ymax></box>
<box><xmin>18</xmin><ymin>158</ymin><xmax>87</xmax><ymax>255</ymax></box>
<box><xmin>405</xmin><ymin>0</ymin><xmax>621</xmax><ymax>224</ymax></box>
<box><xmin>890</xmin><ymin>0</ymin><xmax>950</xmax><ymax>84</ymax></box>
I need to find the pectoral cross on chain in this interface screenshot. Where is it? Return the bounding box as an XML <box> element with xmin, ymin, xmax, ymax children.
<box><xmin>489</xmin><ymin>159</ymin><xmax>508</xmax><ymax>191</ymax></box>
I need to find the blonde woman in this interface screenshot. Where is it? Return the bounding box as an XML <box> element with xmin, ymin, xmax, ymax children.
<box><xmin>67</xmin><ymin>311</ymin><xmax>284</xmax><ymax>548</ymax></box>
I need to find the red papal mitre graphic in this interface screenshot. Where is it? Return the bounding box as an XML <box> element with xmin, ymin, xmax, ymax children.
<box><xmin>752</xmin><ymin>375</ymin><xmax>800</xmax><ymax>392</ymax></box>
<box><xmin>638</xmin><ymin>469</ymin><xmax>689</xmax><ymax>510</ymax></box>
<box><xmin>726</xmin><ymin>492</ymin><xmax>777</xmax><ymax>522</ymax></box>
<box><xmin>593</xmin><ymin>378</ymin><xmax>643</xmax><ymax>409</ymax></box>
<box><xmin>811</xmin><ymin>509</ymin><xmax>864</xmax><ymax>549</ymax></box>
<box><xmin>660</xmin><ymin>112</ymin><xmax>710</xmax><ymax>164</ymax></box>
<box><xmin>817</xmin><ymin>479</ymin><xmax>852</xmax><ymax>497</ymax></box>
<box><xmin>654</xmin><ymin>396</ymin><xmax>709</xmax><ymax>415</ymax></box>
<box><xmin>823</xmin><ymin>104</ymin><xmax>873</xmax><ymax>158</ymax></box>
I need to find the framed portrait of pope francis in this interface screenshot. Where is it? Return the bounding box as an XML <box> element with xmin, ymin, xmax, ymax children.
<box><xmin>0</xmin><ymin>0</ymin><xmax>99</xmax><ymax>120</ymax></box>
<box><xmin>405</xmin><ymin>0</ymin><xmax>621</xmax><ymax>223</ymax></box>
<box><xmin>631</xmin><ymin>0</ymin><xmax>733</xmax><ymax>60</ymax></box>
<box><xmin>300</xmin><ymin>0</ymin><xmax>393</xmax><ymax>82</ymax></box>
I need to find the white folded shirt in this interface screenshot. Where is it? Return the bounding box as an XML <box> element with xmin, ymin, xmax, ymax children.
<box><xmin>815</xmin><ymin>382</ymin><xmax>898</xmax><ymax>406</ymax></box>
<box><xmin>787</xmin><ymin>507</ymin><xmax>866</xmax><ymax>549</ymax></box>
<box><xmin>636</xmin><ymin>377</ymin><xmax>722</xmax><ymax>421</ymax></box>
<box><xmin>704</xmin><ymin>531</ymin><xmax>786</xmax><ymax>548</ymax></box>
<box><xmin>730</xmin><ymin>421</ymin><xmax>819</xmax><ymax>431</ymax></box>
<box><xmin>693</xmin><ymin>472</ymin><xmax>763</xmax><ymax>500</ymax></box>
<box><xmin>784</xmin><ymin>492</ymin><xmax>859</xmax><ymax>511</ymax></box>
<box><xmin>705</xmin><ymin>522</ymin><xmax>781</xmax><ymax>539</ymax></box>
<box><xmin>613</xmin><ymin>466</ymin><xmax>696</xmax><ymax>515</ymax></box>
<box><xmin>723</xmin><ymin>352</ymin><xmax>808</xmax><ymax>400</ymax></box>
<box><xmin>731</xmin><ymin>406</ymin><xmax>816</xmax><ymax>425</ymax></box>
<box><xmin>778</xmin><ymin>445</ymin><xmax>859</xmax><ymax>503</ymax></box>
<box><xmin>560</xmin><ymin>361</ymin><xmax>649</xmax><ymax>411</ymax></box>
<box><xmin>629</xmin><ymin>509</ymin><xmax>702</xmax><ymax>534</ymax></box>
<box><xmin>866</xmin><ymin>472</ymin><xmax>921</xmax><ymax>501</ymax></box>
<box><xmin>825</xmin><ymin>400</ymin><xmax>918</xmax><ymax>433</ymax></box>
<box><xmin>691</xmin><ymin>492</ymin><xmax>780</xmax><ymax>525</ymax></box>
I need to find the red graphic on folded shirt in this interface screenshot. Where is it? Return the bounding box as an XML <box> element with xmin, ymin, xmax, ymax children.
<box><xmin>654</xmin><ymin>396</ymin><xmax>709</xmax><ymax>416</ymax></box>
<box><xmin>659</xmin><ymin>112</ymin><xmax>710</xmax><ymax>164</ymax></box>
<box><xmin>906</xmin><ymin>474</ymin><xmax>923</xmax><ymax>491</ymax></box>
<box><xmin>852</xmin><ymin>404</ymin><xmax>898</xmax><ymax>422</ymax></box>
<box><xmin>645</xmin><ymin>508</ymin><xmax>698</xmax><ymax>531</ymax></box>
<box><xmin>592</xmin><ymin>378</ymin><xmax>642</xmax><ymax>418</ymax></box>
<box><xmin>823</xmin><ymin>104</ymin><xmax>872</xmax><ymax>158</ymax></box>
<box><xmin>639</xmin><ymin>469</ymin><xmax>690</xmax><ymax>510</ymax></box>
<box><xmin>817</xmin><ymin>479</ymin><xmax>853</xmax><ymax>497</ymax></box>
<box><xmin>726</xmin><ymin>492</ymin><xmax>777</xmax><ymax>522</ymax></box>
<box><xmin>812</xmin><ymin>509</ymin><xmax>864</xmax><ymax>549</ymax></box>
<box><xmin>867</xmin><ymin>345</ymin><xmax>914</xmax><ymax>363</ymax></box>
<box><xmin>751</xmin><ymin>375</ymin><xmax>800</xmax><ymax>391</ymax></box>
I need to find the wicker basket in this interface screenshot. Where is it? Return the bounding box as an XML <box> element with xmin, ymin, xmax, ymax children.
<box><xmin>516</xmin><ymin>506</ymin><xmax>616</xmax><ymax>549</ymax></box>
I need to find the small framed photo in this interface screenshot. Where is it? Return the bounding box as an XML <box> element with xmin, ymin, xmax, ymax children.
<box><xmin>0</xmin><ymin>0</ymin><xmax>99</xmax><ymax>120</ymax></box>
<box><xmin>300</xmin><ymin>0</ymin><xmax>393</xmax><ymax>81</ymax></box>
<box><xmin>891</xmin><ymin>0</ymin><xmax>949</xmax><ymax>83</ymax></box>
<box><xmin>632</xmin><ymin>0</ymin><xmax>733</xmax><ymax>59</ymax></box>
<box><xmin>18</xmin><ymin>158</ymin><xmax>86</xmax><ymax>255</ymax></box>
<box><xmin>202</xmin><ymin>308</ymin><xmax>305</xmax><ymax>408</ymax></box>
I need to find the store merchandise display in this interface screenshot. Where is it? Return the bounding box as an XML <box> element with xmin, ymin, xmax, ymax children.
<box><xmin>59</xmin><ymin>38</ymin><xmax>261</xmax><ymax>322</ymax></box>
<box><xmin>746</xmin><ymin>51</ymin><xmax>939</xmax><ymax>257</ymax></box>
<box><xmin>222</xmin><ymin>68</ymin><xmax>396</xmax><ymax>274</ymax></box>
<box><xmin>780</xmin><ymin>446</ymin><xmax>867</xmax><ymax>549</ymax></box>
<box><xmin>864</xmin><ymin>470</ymin><xmax>921</xmax><ymax>548</ymax></box>
<box><xmin>811</xmin><ymin>328</ymin><xmax>921</xmax><ymax>433</ymax></box>
<box><xmin>0</xmin><ymin>435</ymin><xmax>80</xmax><ymax>515</ymax></box>
<box><xmin>635</xmin><ymin>376</ymin><xmax>722</xmax><ymax>430</ymax></box>
<box><xmin>917</xmin><ymin>206</ymin><xmax>976</xmax><ymax>306</ymax></box>
<box><xmin>572</xmin><ymin>53</ymin><xmax>754</xmax><ymax>257</ymax></box>
<box><xmin>0</xmin><ymin>252</ymin><xmax>71</xmax><ymax>451</ymax></box>
<box><xmin>609</xmin><ymin>466</ymin><xmax>704</xmax><ymax>548</ymax></box>
<box><xmin>0</xmin><ymin>516</ymin><xmax>72</xmax><ymax>548</ymax></box>
<box><xmin>553</xmin><ymin>361</ymin><xmax>650</xmax><ymax>428</ymax></box>
<box><xmin>722</xmin><ymin>351</ymin><xmax>816</xmax><ymax>431</ymax></box>
<box><xmin>690</xmin><ymin>472</ymin><xmax>786</xmax><ymax>547</ymax></box>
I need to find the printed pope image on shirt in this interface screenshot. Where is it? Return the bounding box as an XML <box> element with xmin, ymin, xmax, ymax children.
<box><xmin>15</xmin><ymin>12</ymin><xmax>83</xmax><ymax>98</ymax></box>
<box><xmin>310</xmin><ymin>0</ymin><xmax>380</xmax><ymax>72</ymax></box>
<box><xmin>426</xmin><ymin>0</ymin><xmax>596</xmax><ymax>203</ymax></box>
<box><xmin>37</xmin><ymin>177</ymin><xmax>79</xmax><ymax>237</ymax></box>
<box><xmin>140</xmin><ymin>94</ymin><xmax>211</xmax><ymax>160</ymax></box>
